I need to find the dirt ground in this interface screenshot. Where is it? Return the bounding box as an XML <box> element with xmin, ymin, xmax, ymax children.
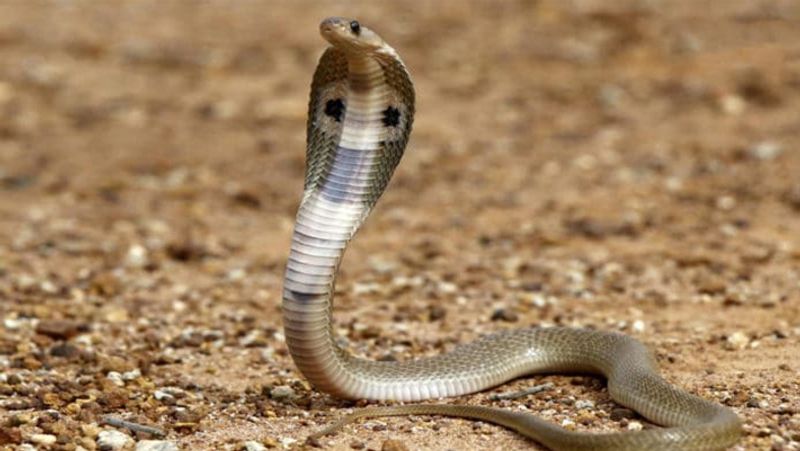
<box><xmin>1</xmin><ymin>1</ymin><xmax>799</xmax><ymax>450</ymax></box>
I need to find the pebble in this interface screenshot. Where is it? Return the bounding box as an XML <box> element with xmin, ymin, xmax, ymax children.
<box><xmin>29</xmin><ymin>434</ymin><xmax>57</xmax><ymax>445</ymax></box>
<box><xmin>269</xmin><ymin>385</ymin><xmax>296</xmax><ymax>402</ymax></box>
<box><xmin>121</xmin><ymin>368</ymin><xmax>142</xmax><ymax>381</ymax></box>
<box><xmin>748</xmin><ymin>141</ymin><xmax>783</xmax><ymax>161</ymax></box>
<box><xmin>35</xmin><ymin>319</ymin><xmax>83</xmax><ymax>339</ymax></box>
<box><xmin>718</xmin><ymin>94</ymin><xmax>746</xmax><ymax>115</ymax></box>
<box><xmin>381</xmin><ymin>440</ymin><xmax>409</xmax><ymax>451</ymax></box>
<box><xmin>243</xmin><ymin>441</ymin><xmax>267</xmax><ymax>451</ymax></box>
<box><xmin>610</xmin><ymin>408</ymin><xmax>637</xmax><ymax>421</ymax></box>
<box><xmin>153</xmin><ymin>390</ymin><xmax>176</xmax><ymax>404</ymax></box>
<box><xmin>107</xmin><ymin>371</ymin><xmax>125</xmax><ymax>387</ymax></box>
<box><xmin>125</xmin><ymin>244</ymin><xmax>149</xmax><ymax>268</ymax></box>
<box><xmin>575</xmin><ymin>400</ymin><xmax>595</xmax><ymax>409</ymax></box>
<box><xmin>136</xmin><ymin>440</ymin><xmax>179</xmax><ymax>451</ymax></box>
<box><xmin>97</xmin><ymin>430</ymin><xmax>133</xmax><ymax>450</ymax></box>
<box><xmin>427</xmin><ymin>305</ymin><xmax>446</xmax><ymax>321</ymax></box>
<box><xmin>626</xmin><ymin>421</ymin><xmax>643</xmax><ymax>431</ymax></box>
<box><xmin>490</xmin><ymin>308</ymin><xmax>518</xmax><ymax>322</ymax></box>
<box><xmin>725</xmin><ymin>331</ymin><xmax>750</xmax><ymax>350</ymax></box>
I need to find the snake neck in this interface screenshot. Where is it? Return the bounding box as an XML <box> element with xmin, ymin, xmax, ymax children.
<box><xmin>283</xmin><ymin>52</ymin><xmax>390</xmax><ymax>397</ymax></box>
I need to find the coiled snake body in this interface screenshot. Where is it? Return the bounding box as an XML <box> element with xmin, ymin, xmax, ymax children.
<box><xmin>282</xmin><ymin>17</ymin><xmax>742</xmax><ymax>450</ymax></box>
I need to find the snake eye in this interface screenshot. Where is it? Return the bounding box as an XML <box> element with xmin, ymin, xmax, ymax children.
<box><xmin>349</xmin><ymin>20</ymin><xmax>361</xmax><ymax>35</ymax></box>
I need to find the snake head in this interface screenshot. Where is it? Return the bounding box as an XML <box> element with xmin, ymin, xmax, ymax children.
<box><xmin>320</xmin><ymin>17</ymin><xmax>385</xmax><ymax>54</ymax></box>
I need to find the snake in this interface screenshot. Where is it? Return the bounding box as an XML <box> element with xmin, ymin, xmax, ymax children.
<box><xmin>281</xmin><ymin>16</ymin><xmax>743</xmax><ymax>450</ymax></box>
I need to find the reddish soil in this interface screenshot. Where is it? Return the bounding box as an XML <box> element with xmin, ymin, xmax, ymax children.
<box><xmin>1</xmin><ymin>1</ymin><xmax>799</xmax><ymax>450</ymax></box>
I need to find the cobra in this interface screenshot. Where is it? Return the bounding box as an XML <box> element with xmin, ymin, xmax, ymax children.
<box><xmin>282</xmin><ymin>16</ymin><xmax>742</xmax><ymax>450</ymax></box>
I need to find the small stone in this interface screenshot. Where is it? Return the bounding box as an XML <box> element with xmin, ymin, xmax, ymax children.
<box><xmin>121</xmin><ymin>369</ymin><xmax>142</xmax><ymax>381</ymax></box>
<box><xmin>718</xmin><ymin>94</ymin><xmax>746</xmax><ymax>115</ymax></box>
<box><xmin>349</xmin><ymin>440</ymin><xmax>365</xmax><ymax>449</ymax></box>
<box><xmin>29</xmin><ymin>434</ymin><xmax>57</xmax><ymax>446</ymax></box>
<box><xmin>107</xmin><ymin>372</ymin><xmax>125</xmax><ymax>387</ymax></box>
<box><xmin>626</xmin><ymin>421</ymin><xmax>643</xmax><ymax>431</ymax></box>
<box><xmin>427</xmin><ymin>305</ymin><xmax>446</xmax><ymax>321</ymax></box>
<box><xmin>631</xmin><ymin>320</ymin><xmax>646</xmax><ymax>333</ymax></box>
<box><xmin>715</xmin><ymin>196</ymin><xmax>736</xmax><ymax>211</ymax></box>
<box><xmin>81</xmin><ymin>423</ymin><xmax>101</xmax><ymax>438</ymax></box>
<box><xmin>97</xmin><ymin>430</ymin><xmax>133</xmax><ymax>450</ymax></box>
<box><xmin>135</xmin><ymin>440</ymin><xmax>179</xmax><ymax>451</ymax></box>
<box><xmin>490</xmin><ymin>308</ymin><xmax>518</xmax><ymax>322</ymax></box>
<box><xmin>748</xmin><ymin>141</ymin><xmax>782</xmax><ymax>161</ymax></box>
<box><xmin>382</xmin><ymin>440</ymin><xmax>409</xmax><ymax>451</ymax></box>
<box><xmin>269</xmin><ymin>385</ymin><xmax>295</xmax><ymax>402</ymax></box>
<box><xmin>36</xmin><ymin>320</ymin><xmax>84</xmax><ymax>339</ymax></box>
<box><xmin>243</xmin><ymin>441</ymin><xmax>267</xmax><ymax>451</ymax></box>
<box><xmin>575</xmin><ymin>400</ymin><xmax>595</xmax><ymax>409</ymax></box>
<box><xmin>725</xmin><ymin>331</ymin><xmax>750</xmax><ymax>350</ymax></box>
<box><xmin>50</xmin><ymin>343</ymin><xmax>81</xmax><ymax>358</ymax></box>
<box><xmin>125</xmin><ymin>244</ymin><xmax>149</xmax><ymax>268</ymax></box>
<box><xmin>153</xmin><ymin>390</ymin><xmax>175</xmax><ymax>404</ymax></box>
<box><xmin>610</xmin><ymin>408</ymin><xmax>637</xmax><ymax>421</ymax></box>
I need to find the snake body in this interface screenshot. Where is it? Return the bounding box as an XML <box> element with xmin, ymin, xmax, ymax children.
<box><xmin>282</xmin><ymin>17</ymin><xmax>742</xmax><ymax>450</ymax></box>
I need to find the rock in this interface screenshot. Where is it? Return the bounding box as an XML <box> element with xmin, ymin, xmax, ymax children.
<box><xmin>107</xmin><ymin>372</ymin><xmax>125</xmax><ymax>387</ymax></box>
<box><xmin>427</xmin><ymin>305</ymin><xmax>446</xmax><ymax>321</ymax></box>
<box><xmin>136</xmin><ymin>440</ymin><xmax>179</xmax><ymax>451</ymax></box>
<box><xmin>97</xmin><ymin>430</ymin><xmax>133</xmax><ymax>450</ymax></box>
<box><xmin>36</xmin><ymin>320</ymin><xmax>84</xmax><ymax>339</ymax></box>
<box><xmin>125</xmin><ymin>244</ymin><xmax>149</xmax><ymax>268</ymax></box>
<box><xmin>153</xmin><ymin>390</ymin><xmax>176</xmax><ymax>404</ymax></box>
<box><xmin>575</xmin><ymin>400</ymin><xmax>595</xmax><ymax>409</ymax></box>
<box><xmin>269</xmin><ymin>385</ymin><xmax>295</xmax><ymax>402</ymax></box>
<box><xmin>610</xmin><ymin>408</ymin><xmax>637</xmax><ymax>421</ymax></box>
<box><xmin>29</xmin><ymin>434</ymin><xmax>57</xmax><ymax>446</ymax></box>
<box><xmin>626</xmin><ymin>421</ymin><xmax>643</xmax><ymax>431</ymax></box>
<box><xmin>490</xmin><ymin>308</ymin><xmax>518</xmax><ymax>322</ymax></box>
<box><xmin>242</xmin><ymin>441</ymin><xmax>267</xmax><ymax>451</ymax></box>
<box><xmin>50</xmin><ymin>343</ymin><xmax>81</xmax><ymax>358</ymax></box>
<box><xmin>717</xmin><ymin>94</ymin><xmax>746</xmax><ymax>115</ymax></box>
<box><xmin>382</xmin><ymin>440</ymin><xmax>409</xmax><ymax>451</ymax></box>
<box><xmin>748</xmin><ymin>141</ymin><xmax>782</xmax><ymax>161</ymax></box>
<box><xmin>725</xmin><ymin>331</ymin><xmax>750</xmax><ymax>350</ymax></box>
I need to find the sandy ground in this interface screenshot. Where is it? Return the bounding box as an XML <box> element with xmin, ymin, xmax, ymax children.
<box><xmin>1</xmin><ymin>1</ymin><xmax>799</xmax><ymax>450</ymax></box>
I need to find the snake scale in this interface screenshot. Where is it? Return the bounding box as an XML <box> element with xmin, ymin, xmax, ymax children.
<box><xmin>282</xmin><ymin>17</ymin><xmax>742</xmax><ymax>450</ymax></box>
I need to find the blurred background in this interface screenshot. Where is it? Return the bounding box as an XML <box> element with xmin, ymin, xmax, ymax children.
<box><xmin>1</xmin><ymin>1</ymin><xmax>798</xmax><ymax>449</ymax></box>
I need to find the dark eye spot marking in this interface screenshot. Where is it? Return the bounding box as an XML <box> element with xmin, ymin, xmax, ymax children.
<box><xmin>324</xmin><ymin>99</ymin><xmax>345</xmax><ymax>122</ymax></box>
<box><xmin>382</xmin><ymin>106</ymin><xmax>401</xmax><ymax>127</ymax></box>
<box><xmin>349</xmin><ymin>20</ymin><xmax>361</xmax><ymax>35</ymax></box>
